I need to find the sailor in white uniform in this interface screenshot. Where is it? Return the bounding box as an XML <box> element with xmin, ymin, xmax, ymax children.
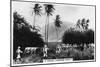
<box><xmin>16</xmin><ymin>46</ymin><xmax>23</xmax><ymax>62</ymax></box>
<box><xmin>43</xmin><ymin>45</ymin><xmax>49</xmax><ymax>57</ymax></box>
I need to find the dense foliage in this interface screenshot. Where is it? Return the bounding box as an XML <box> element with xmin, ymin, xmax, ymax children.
<box><xmin>62</xmin><ymin>30</ymin><xmax>94</xmax><ymax>44</ymax></box>
<box><xmin>13</xmin><ymin>12</ymin><xmax>44</xmax><ymax>59</ymax></box>
<box><xmin>62</xmin><ymin>29</ymin><xmax>94</xmax><ymax>50</ymax></box>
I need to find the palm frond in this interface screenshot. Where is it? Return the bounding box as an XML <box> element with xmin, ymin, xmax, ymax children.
<box><xmin>33</xmin><ymin>4</ymin><xmax>42</xmax><ymax>16</ymax></box>
<box><xmin>44</xmin><ymin>4</ymin><xmax>55</xmax><ymax>16</ymax></box>
<box><xmin>54</xmin><ymin>15</ymin><xmax>62</xmax><ymax>27</ymax></box>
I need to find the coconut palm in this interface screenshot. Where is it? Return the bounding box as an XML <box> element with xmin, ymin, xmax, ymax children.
<box><xmin>76</xmin><ymin>19</ymin><xmax>81</xmax><ymax>28</ymax></box>
<box><xmin>54</xmin><ymin>15</ymin><xmax>62</xmax><ymax>43</ymax></box>
<box><xmin>81</xmin><ymin>18</ymin><xmax>90</xmax><ymax>30</ymax></box>
<box><xmin>81</xmin><ymin>18</ymin><xmax>86</xmax><ymax>29</ymax></box>
<box><xmin>32</xmin><ymin>3</ymin><xmax>42</xmax><ymax>29</ymax></box>
<box><xmin>44</xmin><ymin>4</ymin><xmax>55</xmax><ymax>43</ymax></box>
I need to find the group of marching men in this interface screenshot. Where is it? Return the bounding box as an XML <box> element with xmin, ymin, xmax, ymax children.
<box><xmin>16</xmin><ymin>44</ymin><xmax>72</xmax><ymax>61</ymax></box>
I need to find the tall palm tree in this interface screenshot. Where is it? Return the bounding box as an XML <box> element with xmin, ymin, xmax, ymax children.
<box><xmin>44</xmin><ymin>4</ymin><xmax>55</xmax><ymax>44</ymax></box>
<box><xmin>54</xmin><ymin>15</ymin><xmax>62</xmax><ymax>43</ymax></box>
<box><xmin>32</xmin><ymin>3</ymin><xmax>42</xmax><ymax>29</ymax></box>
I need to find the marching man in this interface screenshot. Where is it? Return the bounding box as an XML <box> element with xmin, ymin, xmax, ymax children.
<box><xmin>43</xmin><ymin>45</ymin><xmax>49</xmax><ymax>57</ymax></box>
<box><xmin>56</xmin><ymin>44</ymin><xmax>61</xmax><ymax>53</ymax></box>
<box><xmin>16</xmin><ymin>46</ymin><xmax>23</xmax><ymax>62</ymax></box>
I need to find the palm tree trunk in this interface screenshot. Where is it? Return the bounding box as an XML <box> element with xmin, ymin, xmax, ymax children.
<box><xmin>45</xmin><ymin>18</ymin><xmax>46</xmax><ymax>43</ymax></box>
<box><xmin>33</xmin><ymin>14</ymin><xmax>36</xmax><ymax>28</ymax></box>
<box><xmin>47</xmin><ymin>16</ymin><xmax>49</xmax><ymax>45</ymax></box>
<box><xmin>55</xmin><ymin>26</ymin><xmax>58</xmax><ymax>45</ymax></box>
<box><xmin>45</xmin><ymin>16</ymin><xmax>48</xmax><ymax>44</ymax></box>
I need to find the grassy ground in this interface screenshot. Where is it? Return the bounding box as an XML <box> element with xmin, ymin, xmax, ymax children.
<box><xmin>13</xmin><ymin>54</ymin><xmax>43</xmax><ymax>64</ymax></box>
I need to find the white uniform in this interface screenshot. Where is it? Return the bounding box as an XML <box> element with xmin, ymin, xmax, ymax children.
<box><xmin>56</xmin><ymin>45</ymin><xmax>61</xmax><ymax>53</ymax></box>
<box><xmin>16</xmin><ymin>47</ymin><xmax>22</xmax><ymax>59</ymax></box>
<box><xmin>43</xmin><ymin>45</ymin><xmax>48</xmax><ymax>57</ymax></box>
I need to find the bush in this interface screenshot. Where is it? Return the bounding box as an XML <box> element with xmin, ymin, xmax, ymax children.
<box><xmin>62</xmin><ymin>29</ymin><xmax>94</xmax><ymax>51</ymax></box>
<box><xmin>54</xmin><ymin>47</ymin><xmax>94</xmax><ymax>60</ymax></box>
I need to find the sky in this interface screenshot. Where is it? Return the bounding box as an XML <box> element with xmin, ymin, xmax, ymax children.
<box><xmin>12</xmin><ymin>1</ymin><xmax>95</xmax><ymax>29</ymax></box>
<box><xmin>12</xmin><ymin>1</ymin><xmax>95</xmax><ymax>42</ymax></box>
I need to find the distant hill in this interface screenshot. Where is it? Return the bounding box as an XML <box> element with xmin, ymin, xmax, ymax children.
<box><xmin>41</xmin><ymin>21</ymin><xmax>74</xmax><ymax>42</ymax></box>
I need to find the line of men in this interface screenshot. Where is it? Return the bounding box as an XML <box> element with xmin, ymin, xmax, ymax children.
<box><xmin>16</xmin><ymin>43</ymin><xmax>92</xmax><ymax>62</ymax></box>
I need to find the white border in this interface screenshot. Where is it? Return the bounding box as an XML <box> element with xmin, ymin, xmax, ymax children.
<box><xmin>11</xmin><ymin>0</ymin><xmax>96</xmax><ymax>66</ymax></box>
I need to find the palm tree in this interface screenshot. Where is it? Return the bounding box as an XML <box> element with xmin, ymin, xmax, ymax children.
<box><xmin>32</xmin><ymin>3</ymin><xmax>42</xmax><ymax>29</ymax></box>
<box><xmin>81</xmin><ymin>18</ymin><xmax>86</xmax><ymax>29</ymax></box>
<box><xmin>54</xmin><ymin>15</ymin><xmax>62</xmax><ymax>43</ymax></box>
<box><xmin>44</xmin><ymin>4</ymin><xmax>55</xmax><ymax>44</ymax></box>
<box><xmin>85</xmin><ymin>19</ymin><xmax>89</xmax><ymax>30</ymax></box>
<box><xmin>76</xmin><ymin>19</ymin><xmax>81</xmax><ymax>28</ymax></box>
<box><xmin>81</xmin><ymin>18</ymin><xmax>90</xmax><ymax>30</ymax></box>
